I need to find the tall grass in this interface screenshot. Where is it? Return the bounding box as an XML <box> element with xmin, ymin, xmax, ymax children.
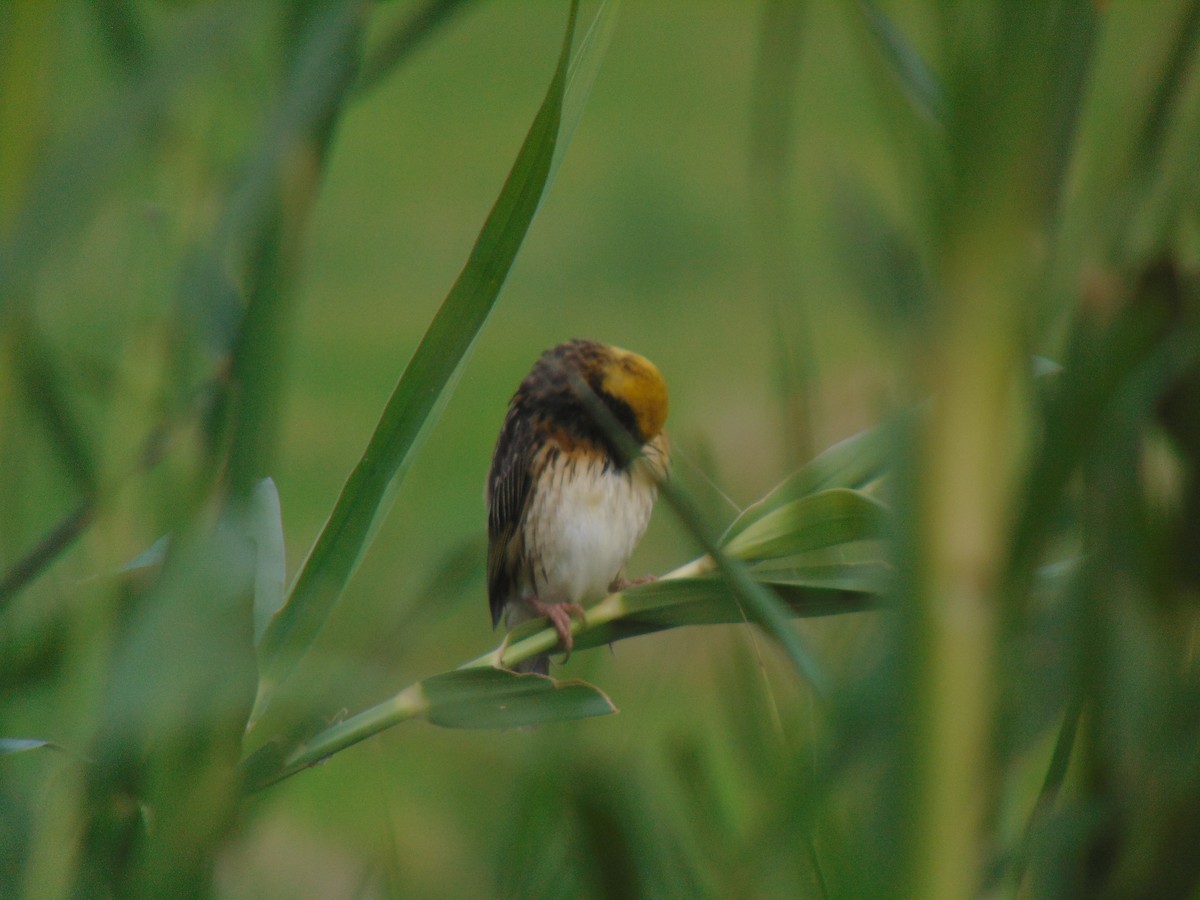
<box><xmin>2</xmin><ymin>1</ymin><xmax>1199</xmax><ymax>896</ymax></box>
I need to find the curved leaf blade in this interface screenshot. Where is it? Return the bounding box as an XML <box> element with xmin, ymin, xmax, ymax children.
<box><xmin>723</xmin><ymin>488</ymin><xmax>890</xmax><ymax>561</ymax></box>
<box><xmin>572</xmin><ymin>576</ymin><xmax>880</xmax><ymax>651</ymax></box>
<box><xmin>723</xmin><ymin>417</ymin><xmax>899</xmax><ymax>542</ymax></box>
<box><xmin>253</xmin><ymin>0</ymin><xmax>590</xmax><ymax>719</ymax></box>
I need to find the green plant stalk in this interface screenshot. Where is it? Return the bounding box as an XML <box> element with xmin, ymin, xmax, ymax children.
<box><xmin>262</xmin><ymin>500</ymin><xmax>890</xmax><ymax>789</ymax></box>
<box><xmin>253</xmin><ymin>555</ymin><xmax>714</xmax><ymax>786</ymax></box>
<box><xmin>460</xmin><ymin>555</ymin><xmax>717</xmax><ymax>669</ymax></box>
<box><xmin>901</xmin><ymin>7</ymin><xmax>1051</xmax><ymax>892</ymax></box>
<box><xmin>909</xmin><ymin>303</ymin><xmax>1013</xmax><ymax>898</ymax></box>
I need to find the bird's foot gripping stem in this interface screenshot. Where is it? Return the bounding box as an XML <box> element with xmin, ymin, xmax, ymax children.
<box><xmin>529</xmin><ymin>598</ymin><xmax>586</xmax><ymax>660</ymax></box>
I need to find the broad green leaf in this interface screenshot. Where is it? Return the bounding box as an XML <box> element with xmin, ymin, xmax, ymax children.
<box><xmin>82</xmin><ymin>515</ymin><xmax>259</xmax><ymax>890</ymax></box>
<box><xmin>723</xmin><ymin>488</ymin><xmax>890</xmax><ymax>562</ymax></box>
<box><xmin>1032</xmin><ymin>356</ymin><xmax>1063</xmax><ymax>378</ymax></box>
<box><xmin>108</xmin><ymin>479</ymin><xmax>281</xmax><ymax>643</ymax></box>
<box><xmin>252</xmin><ymin>0</ymin><xmax>591</xmax><ymax>721</ymax></box>
<box><xmin>723</xmin><ymin>418</ymin><xmax>897</xmax><ymax>542</ymax></box>
<box><xmin>422</xmin><ymin>668</ymin><xmax>617</xmax><ymax>729</ymax></box>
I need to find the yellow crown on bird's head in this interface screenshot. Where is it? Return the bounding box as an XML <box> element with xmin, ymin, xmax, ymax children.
<box><xmin>598</xmin><ymin>344</ymin><xmax>669</xmax><ymax>443</ymax></box>
<box><xmin>517</xmin><ymin>338</ymin><xmax>669</xmax><ymax>450</ymax></box>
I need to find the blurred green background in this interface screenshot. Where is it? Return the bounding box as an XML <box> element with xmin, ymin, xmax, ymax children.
<box><xmin>4</xmin><ymin>1</ymin><xmax>1200</xmax><ymax>896</ymax></box>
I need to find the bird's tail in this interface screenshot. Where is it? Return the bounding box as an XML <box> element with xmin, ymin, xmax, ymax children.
<box><xmin>512</xmin><ymin>654</ymin><xmax>550</xmax><ymax>676</ymax></box>
<box><xmin>502</xmin><ymin>604</ymin><xmax>551</xmax><ymax>676</ymax></box>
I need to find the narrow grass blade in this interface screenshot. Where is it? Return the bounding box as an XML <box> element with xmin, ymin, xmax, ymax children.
<box><xmin>858</xmin><ymin>0</ymin><xmax>944</xmax><ymax>124</ymax></box>
<box><xmin>751</xmin><ymin>0</ymin><xmax>817</xmax><ymax>464</ymax></box>
<box><xmin>550</xmin><ymin>0</ymin><xmax>619</xmax><ymax>183</ymax></box>
<box><xmin>221</xmin><ymin>2</ymin><xmax>366</xmax><ymax>502</ymax></box>
<box><xmin>0</xmin><ymin>504</ymin><xmax>93</xmax><ymax>608</ymax></box>
<box><xmin>723</xmin><ymin>487</ymin><xmax>890</xmax><ymax>561</ymax></box>
<box><xmin>355</xmin><ymin>0</ymin><xmax>474</xmax><ymax>98</ymax></box>
<box><xmin>249</xmin><ymin>478</ymin><xmax>286</xmax><ymax>645</ymax></box>
<box><xmin>756</xmin><ymin>560</ymin><xmax>893</xmax><ymax>593</ymax></box>
<box><xmin>253</xmin><ymin>0</ymin><xmax>587</xmax><ymax>719</ymax></box>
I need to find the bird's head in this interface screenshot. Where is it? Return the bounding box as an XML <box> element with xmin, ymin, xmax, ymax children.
<box><xmin>523</xmin><ymin>339</ymin><xmax>669</xmax><ymax>451</ymax></box>
<box><xmin>592</xmin><ymin>344</ymin><xmax>669</xmax><ymax>444</ymax></box>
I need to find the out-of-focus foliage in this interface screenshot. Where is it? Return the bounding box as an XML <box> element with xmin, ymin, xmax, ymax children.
<box><xmin>2</xmin><ymin>1</ymin><xmax>1200</xmax><ymax>897</ymax></box>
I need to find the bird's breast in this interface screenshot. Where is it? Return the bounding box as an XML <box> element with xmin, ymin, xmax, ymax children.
<box><xmin>523</xmin><ymin>447</ymin><xmax>660</xmax><ymax>604</ymax></box>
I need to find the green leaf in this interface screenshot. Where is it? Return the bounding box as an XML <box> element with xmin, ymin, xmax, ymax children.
<box><xmin>571</xmin><ymin>576</ymin><xmax>879</xmax><ymax>652</ymax></box>
<box><xmin>858</xmin><ymin>0</ymin><xmax>944</xmax><ymax>124</ymax></box>
<box><xmin>248</xmin><ymin>477</ymin><xmax>286</xmax><ymax>645</ymax></box>
<box><xmin>0</xmin><ymin>738</ymin><xmax>64</xmax><ymax>756</ymax></box>
<box><xmin>723</xmin><ymin>420</ymin><xmax>897</xmax><ymax>542</ymax></box>
<box><xmin>242</xmin><ymin>668</ymin><xmax>614</xmax><ymax>791</ymax></box>
<box><xmin>220</xmin><ymin>3</ymin><xmax>367</xmax><ymax>502</ymax></box>
<box><xmin>422</xmin><ymin>668</ymin><xmax>617</xmax><ymax>729</ymax></box>
<box><xmin>756</xmin><ymin>561</ymin><xmax>893</xmax><ymax>594</ymax></box>
<box><xmin>252</xmin><ymin>0</ymin><xmax>590</xmax><ymax>721</ymax></box>
<box><xmin>551</xmin><ymin>0</ymin><xmax>619</xmax><ymax>184</ymax></box>
<box><xmin>355</xmin><ymin>0</ymin><xmax>474</xmax><ymax>98</ymax></box>
<box><xmin>117</xmin><ymin>534</ymin><xmax>171</xmax><ymax>574</ymax></box>
<box><xmin>723</xmin><ymin>487</ymin><xmax>890</xmax><ymax>562</ymax></box>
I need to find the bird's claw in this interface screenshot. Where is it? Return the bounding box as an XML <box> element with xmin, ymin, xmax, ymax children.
<box><xmin>530</xmin><ymin>599</ymin><xmax>586</xmax><ymax>661</ymax></box>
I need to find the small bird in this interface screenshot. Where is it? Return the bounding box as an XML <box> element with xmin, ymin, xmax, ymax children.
<box><xmin>486</xmin><ymin>339</ymin><xmax>670</xmax><ymax>674</ymax></box>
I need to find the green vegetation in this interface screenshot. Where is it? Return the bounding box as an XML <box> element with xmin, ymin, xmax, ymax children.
<box><xmin>3</xmin><ymin>1</ymin><xmax>1199</xmax><ymax>896</ymax></box>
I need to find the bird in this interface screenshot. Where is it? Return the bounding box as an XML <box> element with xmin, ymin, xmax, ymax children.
<box><xmin>486</xmin><ymin>339</ymin><xmax>670</xmax><ymax>674</ymax></box>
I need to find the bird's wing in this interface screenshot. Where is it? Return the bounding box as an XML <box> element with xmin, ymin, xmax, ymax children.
<box><xmin>486</xmin><ymin>408</ymin><xmax>534</xmax><ymax>627</ymax></box>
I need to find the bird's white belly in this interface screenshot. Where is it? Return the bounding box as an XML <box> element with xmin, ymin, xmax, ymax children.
<box><xmin>525</xmin><ymin>458</ymin><xmax>656</xmax><ymax>604</ymax></box>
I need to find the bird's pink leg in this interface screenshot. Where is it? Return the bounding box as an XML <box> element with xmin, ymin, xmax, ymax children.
<box><xmin>528</xmin><ymin>598</ymin><xmax>586</xmax><ymax>659</ymax></box>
